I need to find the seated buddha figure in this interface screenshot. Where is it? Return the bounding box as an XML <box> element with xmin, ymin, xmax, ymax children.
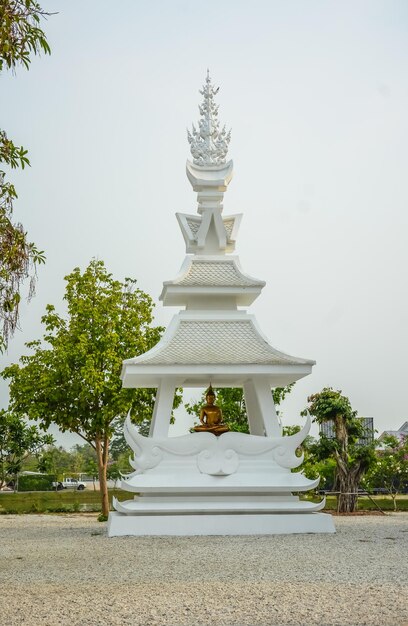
<box><xmin>193</xmin><ymin>385</ymin><xmax>230</xmax><ymax>436</ymax></box>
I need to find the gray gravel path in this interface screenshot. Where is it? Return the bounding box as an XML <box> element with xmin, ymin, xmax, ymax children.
<box><xmin>0</xmin><ymin>513</ymin><xmax>407</xmax><ymax>626</ymax></box>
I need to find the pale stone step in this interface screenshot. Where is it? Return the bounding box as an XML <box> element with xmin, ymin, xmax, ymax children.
<box><xmin>122</xmin><ymin>472</ymin><xmax>319</xmax><ymax>493</ymax></box>
<box><xmin>108</xmin><ymin>511</ymin><xmax>335</xmax><ymax>537</ymax></box>
<box><xmin>113</xmin><ymin>495</ymin><xmax>325</xmax><ymax>515</ymax></box>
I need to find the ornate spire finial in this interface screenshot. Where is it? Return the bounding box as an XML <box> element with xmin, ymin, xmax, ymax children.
<box><xmin>187</xmin><ymin>71</ymin><xmax>231</xmax><ymax>167</ymax></box>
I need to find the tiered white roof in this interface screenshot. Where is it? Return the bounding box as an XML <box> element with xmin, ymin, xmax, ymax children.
<box><xmin>160</xmin><ymin>256</ymin><xmax>264</xmax><ymax>307</ymax></box>
<box><xmin>121</xmin><ymin>72</ymin><xmax>315</xmax><ymax>388</ymax></box>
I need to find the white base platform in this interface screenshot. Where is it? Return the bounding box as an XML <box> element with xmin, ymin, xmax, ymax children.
<box><xmin>112</xmin><ymin>494</ymin><xmax>326</xmax><ymax>514</ymax></box>
<box><xmin>107</xmin><ymin>511</ymin><xmax>335</xmax><ymax>537</ymax></box>
<box><xmin>110</xmin><ymin>417</ymin><xmax>335</xmax><ymax>537</ymax></box>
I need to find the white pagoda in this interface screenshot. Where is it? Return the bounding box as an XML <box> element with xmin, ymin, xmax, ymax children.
<box><xmin>107</xmin><ymin>73</ymin><xmax>335</xmax><ymax>536</ymax></box>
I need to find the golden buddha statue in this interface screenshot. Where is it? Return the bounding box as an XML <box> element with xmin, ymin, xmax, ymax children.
<box><xmin>193</xmin><ymin>385</ymin><xmax>230</xmax><ymax>436</ymax></box>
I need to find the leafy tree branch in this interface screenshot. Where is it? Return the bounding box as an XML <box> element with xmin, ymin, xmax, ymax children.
<box><xmin>0</xmin><ymin>1</ymin><xmax>51</xmax><ymax>351</ymax></box>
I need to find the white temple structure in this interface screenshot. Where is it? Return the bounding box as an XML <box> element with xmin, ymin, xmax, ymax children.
<box><xmin>107</xmin><ymin>73</ymin><xmax>335</xmax><ymax>536</ymax></box>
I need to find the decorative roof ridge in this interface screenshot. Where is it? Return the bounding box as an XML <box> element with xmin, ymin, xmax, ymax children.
<box><xmin>229</xmin><ymin>257</ymin><xmax>266</xmax><ymax>287</ymax></box>
<box><xmin>187</xmin><ymin>70</ymin><xmax>231</xmax><ymax>167</ymax></box>
<box><xmin>249</xmin><ymin>316</ymin><xmax>316</xmax><ymax>366</ymax></box>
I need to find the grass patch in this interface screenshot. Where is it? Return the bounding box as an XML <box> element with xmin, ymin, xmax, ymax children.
<box><xmin>0</xmin><ymin>489</ymin><xmax>129</xmax><ymax>514</ymax></box>
<box><xmin>1</xmin><ymin>490</ymin><xmax>407</xmax><ymax>514</ymax></box>
<box><xmin>305</xmin><ymin>495</ymin><xmax>408</xmax><ymax>512</ymax></box>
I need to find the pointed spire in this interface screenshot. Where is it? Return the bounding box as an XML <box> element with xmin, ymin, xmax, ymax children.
<box><xmin>187</xmin><ymin>71</ymin><xmax>231</xmax><ymax>167</ymax></box>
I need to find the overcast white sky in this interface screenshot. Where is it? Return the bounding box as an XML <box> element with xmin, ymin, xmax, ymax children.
<box><xmin>1</xmin><ymin>0</ymin><xmax>407</xmax><ymax>447</ymax></box>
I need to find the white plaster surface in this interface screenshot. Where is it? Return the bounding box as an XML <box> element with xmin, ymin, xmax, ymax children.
<box><xmin>108</xmin><ymin>511</ymin><xmax>333</xmax><ymax>536</ymax></box>
<box><xmin>112</xmin><ymin>495</ymin><xmax>326</xmax><ymax>515</ymax></box>
<box><xmin>0</xmin><ymin>513</ymin><xmax>406</xmax><ymax>626</ymax></box>
<box><xmin>113</xmin><ymin>417</ymin><xmax>329</xmax><ymax>534</ymax></box>
<box><xmin>117</xmin><ymin>75</ymin><xmax>319</xmax><ymax>535</ymax></box>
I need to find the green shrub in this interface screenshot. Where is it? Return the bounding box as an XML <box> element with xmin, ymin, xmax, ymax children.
<box><xmin>45</xmin><ymin>505</ymin><xmax>73</xmax><ymax>513</ymax></box>
<box><xmin>18</xmin><ymin>474</ymin><xmax>55</xmax><ymax>492</ymax></box>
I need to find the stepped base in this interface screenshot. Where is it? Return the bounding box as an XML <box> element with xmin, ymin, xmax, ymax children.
<box><xmin>107</xmin><ymin>511</ymin><xmax>335</xmax><ymax>537</ymax></box>
<box><xmin>112</xmin><ymin>494</ymin><xmax>326</xmax><ymax>514</ymax></box>
<box><xmin>109</xmin><ymin>420</ymin><xmax>336</xmax><ymax>537</ymax></box>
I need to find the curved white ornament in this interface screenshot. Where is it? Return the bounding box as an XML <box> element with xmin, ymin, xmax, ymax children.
<box><xmin>124</xmin><ymin>417</ymin><xmax>163</xmax><ymax>471</ymax></box>
<box><xmin>123</xmin><ymin>413</ymin><xmax>311</xmax><ymax>474</ymax></box>
<box><xmin>269</xmin><ymin>417</ymin><xmax>310</xmax><ymax>469</ymax></box>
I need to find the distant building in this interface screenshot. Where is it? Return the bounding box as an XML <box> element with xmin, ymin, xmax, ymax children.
<box><xmin>379</xmin><ymin>421</ymin><xmax>408</xmax><ymax>442</ymax></box>
<box><xmin>320</xmin><ymin>417</ymin><xmax>374</xmax><ymax>446</ymax></box>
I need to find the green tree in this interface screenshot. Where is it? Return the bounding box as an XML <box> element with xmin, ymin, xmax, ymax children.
<box><xmin>3</xmin><ymin>259</ymin><xmax>167</xmax><ymax>515</ymax></box>
<box><xmin>301</xmin><ymin>451</ymin><xmax>337</xmax><ymax>492</ymax></box>
<box><xmin>0</xmin><ymin>409</ymin><xmax>53</xmax><ymax>488</ymax></box>
<box><xmin>185</xmin><ymin>384</ymin><xmax>294</xmax><ymax>433</ymax></box>
<box><xmin>70</xmin><ymin>442</ymin><xmax>99</xmax><ymax>487</ymax></box>
<box><xmin>0</xmin><ymin>1</ymin><xmax>51</xmax><ymax>351</ymax></box>
<box><xmin>71</xmin><ymin>443</ymin><xmax>97</xmax><ymax>473</ymax></box>
<box><xmin>0</xmin><ymin>0</ymin><xmax>51</xmax><ymax>71</ymax></box>
<box><xmin>364</xmin><ymin>435</ymin><xmax>408</xmax><ymax>511</ymax></box>
<box><xmin>38</xmin><ymin>443</ymin><xmax>101</xmax><ymax>488</ymax></box>
<box><xmin>302</xmin><ymin>388</ymin><xmax>376</xmax><ymax>512</ymax></box>
<box><xmin>281</xmin><ymin>425</ymin><xmax>336</xmax><ymax>492</ymax></box>
<box><xmin>37</xmin><ymin>445</ymin><xmax>77</xmax><ymax>480</ymax></box>
<box><xmin>108</xmin><ymin>413</ymin><xmax>152</xmax><ymax>462</ymax></box>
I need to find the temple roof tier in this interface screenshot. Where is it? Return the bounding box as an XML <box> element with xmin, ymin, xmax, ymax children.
<box><xmin>160</xmin><ymin>256</ymin><xmax>265</xmax><ymax>307</ymax></box>
<box><xmin>121</xmin><ymin>366</ymin><xmax>314</xmax><ymax>389</ymax></box>
<box><xmin>121</xmin><ymin>311</ymin><xmax>314</xmax><ymax>388</ymax></box>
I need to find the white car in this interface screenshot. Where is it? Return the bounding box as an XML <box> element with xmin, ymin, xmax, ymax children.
<box><xmin>53</xmin><ymin>478</ymin><xmax>86</xmax><ymax>491</ymax></box>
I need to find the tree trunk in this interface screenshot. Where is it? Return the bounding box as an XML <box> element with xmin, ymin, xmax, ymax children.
<box><xmin>335</xmin><ymin>458</ymin><xmax>366</xmax><ymax>513</ymax></box>
<box><xmin>333</xmin><ymin>416</ymin><xmax>364</xmax><ymax>513</ymax></box>
<box><xmin>336</xmin><ymin>471</ymin><xmax>359</xmax><ymax>512</ymax></box>
<box><xmin>95</xmin><ymin>436</ymin><xmax>110</xmax><ymax>517</ymax></box>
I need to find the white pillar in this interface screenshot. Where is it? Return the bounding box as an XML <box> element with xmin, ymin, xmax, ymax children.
<box><xmin>243</xmin><ymin>378</ymin><xmax>282</xmax><ymax>437</ymax></box>
<box><xmin>243</xmin><ymin>380</ymin><xmax>264</xmax><ymax>435</ymax></box>
<box><xmin>149</xmin><ymin>378</ymin><xmax>177</xmax><ymax>438</ymax></box>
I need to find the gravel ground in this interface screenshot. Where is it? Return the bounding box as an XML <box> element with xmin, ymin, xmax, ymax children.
<box><xmin>0</xmin><ymin>513</ymin><xmax>407</xmax><ymax>626</ymax></box>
